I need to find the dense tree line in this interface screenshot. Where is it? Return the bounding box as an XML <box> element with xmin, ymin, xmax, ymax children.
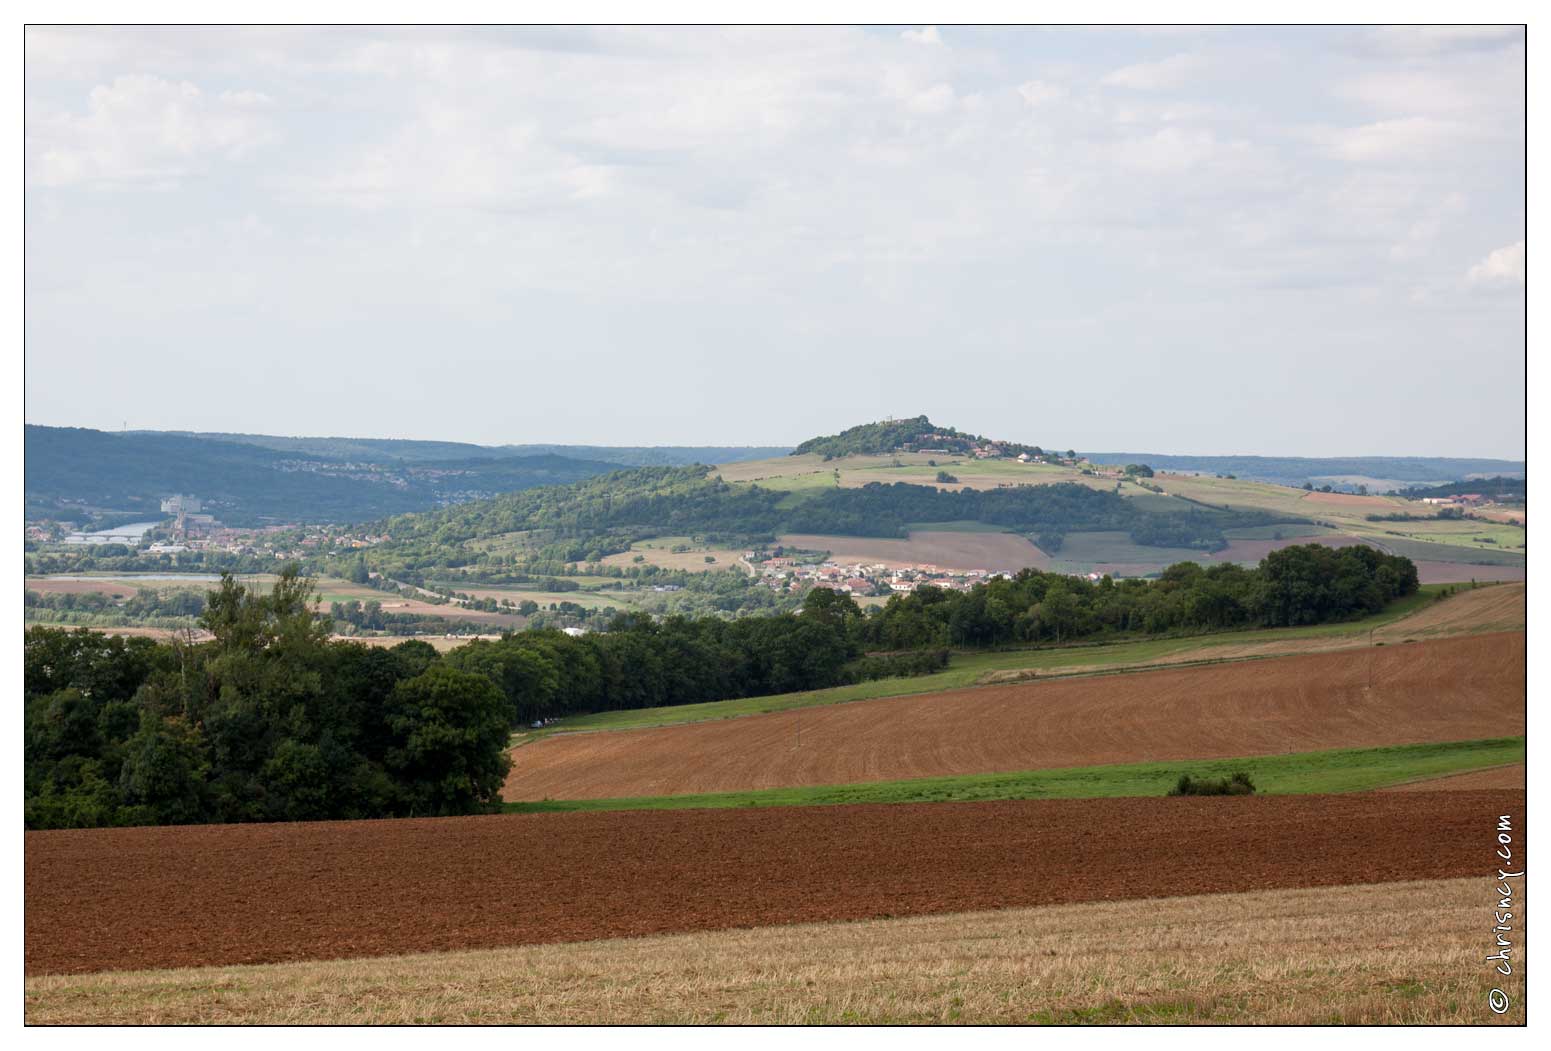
<box><xmin>26</xmin><ymin>569</ymin><xmax>513</xmax><ymax>829</ymax></box>
<box><xmin>857</xmin><ymin>544</ymin><xmax>1419</xmax><ymax>649</ymax></box>
<box><xmin>328</xmin><ymin>599</ymin><xmax>491</xmax><ymax>636</ymax></box>
<box><xmin>26</xmin><ymin>587</ymin><xmax>207</xmax><ymax>619</ymax></box>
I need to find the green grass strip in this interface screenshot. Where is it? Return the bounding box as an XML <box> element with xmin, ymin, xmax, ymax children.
<box><xmin>502</xmin><ymin>736</ymin><xmax>1523</xmax><ymax>814</ymax></box>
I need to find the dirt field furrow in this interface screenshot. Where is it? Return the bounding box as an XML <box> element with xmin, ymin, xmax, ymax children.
<box><xmin>505</xmin><ymin>631</ymin><xmax>1524</xmax><ymax>801</ymax></box>
<box><xmin>24</xmin><ymin>790</ymin><xmax>1521</xmax><ymax>976</ymax></box>
<box><xmin>1380</xmin><ymin>763</ymin><xmax>1525</xmax><ymax>792</ymax></box>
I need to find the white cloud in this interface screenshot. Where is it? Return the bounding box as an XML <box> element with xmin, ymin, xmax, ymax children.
<box><xmin>1467</xmin><ymin>241</ymin><xmax>1525</xmax><ymax>285</ymax></box>
<box><xmin>1362</xmin><ymin>26</ymin><xmax>1522</xmax><ymax>58</ymax></box>
<box><xmin>1100</xmin><ymin>53</ymin><xmax>1202</xmax><ymax>91</ymax></box>
<box><xmin>901</xmin><ymin>26</ymin><xmax>942</xmax><ymax>46</ymax></box>
<box><xmin>28</xmin><ymin>74</ymin><xmax>276</xmax><ymax>188</ymax></box>
<box><xmin>1311</xmin><ymin>116</ymin><xmax>1464</xmax><ymax>163</ymax></box>
<box><xmin>1017</xmin><ymin>80</ymin><xmax>1067</xmax><ymax>107</ymax></box>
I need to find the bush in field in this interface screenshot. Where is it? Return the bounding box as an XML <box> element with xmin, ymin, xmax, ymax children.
<box><xmin>1168</xmin><ymin>771</ymin><xmax>1256</xmax><ymax>797</ymax></box>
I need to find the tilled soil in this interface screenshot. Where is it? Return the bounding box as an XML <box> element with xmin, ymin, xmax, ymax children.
<box><xmin>25</xmin><ymin>789</ymin><xmax>1522</xmax><ymax>976</ymax></box>
<box><xmin>1381</xmin><ymin>764</ymin><xmax>1525</xmax><ymax>792</ymax></box>
<box><xmin>505</xmin><ymin>632</ymin><xmax>1524</xmax><ymax>801</ymax></box>
<box><xmin>1412</xmin><ymin>561</ymin><xmax>1526</xmax><ymax>584</ymax></box>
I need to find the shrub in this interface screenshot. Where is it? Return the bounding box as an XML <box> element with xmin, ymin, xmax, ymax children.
<box><xmin>1168</xmin><ymin>771</ymin><xmax>1255</xmax><ymax>797</ymax></box>
<box><xmin>839</xmin><ymin>648</ymin><xmax>951</xmax><ymax>684</ymax></box>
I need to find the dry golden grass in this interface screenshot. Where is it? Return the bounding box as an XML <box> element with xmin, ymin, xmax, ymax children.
<box><xmin>1371</xmin><ymin>582</ymin><xmax>1525</xmax><ymax>640</ymax></box>
<box><xmin>25</xmin><ymin>878</ymin><xmax>1523</xmax><ymax>1025</ymax></box>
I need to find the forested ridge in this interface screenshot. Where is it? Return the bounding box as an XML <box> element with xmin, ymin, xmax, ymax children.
<box><xmin>26</xmin><ymin>544</ymin><xmax>1418</xmax><ymax>829</ymax></box>
<box><xmin>24</xmin><ymin>425</ymin><xmax>621</xmax><ymax>525</ymax></box>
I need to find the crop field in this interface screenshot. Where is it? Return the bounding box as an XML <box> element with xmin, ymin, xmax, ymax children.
<box><xmin>24</xmin><ymin>577</ymin><xmax>147</xmax><ymax>598</ymax></box>
<box><xmin>711</xmin><ymin>452</ymin><xmax>834</xmax><ymax>483</ymax></box>
<box><xmin>1046</xmin><ymin>530</ymin><xmax>1210</xmax><ymax>570</ymax></box>
<box><xmin>311</xmin><ymin>584</ymin><xmax>527</xmax><ymax>627</ymax></box>
<box><xmin>26</xmin><ymin>573</ymin><xmax>281</xmax><ymax>596</ymax></box>
<box><xmin>1380</xmin><ymin>763</ymin><xmax>1524</xmax><ymax>792</ymax></box>
<box><xmin>1368</xmin><ymin>534</ymin><xmax>1526</xmax><ymax>566</ymax></box>
<box><xmin>1222</xmin><ymin>523</ymin><xmax>1342</xmax><ymax>540</ymax></box>
<box><xmin>835</xmin><ymin>460</ymin><xmax>1105</xmax><ymax>492</ymax></box>
<box><xmin>1411</xmin><ymin>561</ymin><xmax>1525</xmax><ymax>584</ymax></box>
<box><xmin>713</xmin><ymin>452</ymin><xmax>1105</xmax><ymax>495</ymax></box>
<box><xmin>1161</xmin><ymin>473</ymin><xmax>1526</xmax><ymax>553</ymax></box>
<box><xmin>23</xmin><ymin>789</ymin><xmax>1519</xmax><ymax>979</ymax></box>
<box><xmin>593</xmin><ymin>536</ymin><xmax>749</xmax><ymax>573</ymax></box>
<box><xmin>777</xmin><ymin>530</ymin><xmax>1050</xmax><ymax>572</ymax></box>
<box><xmin>505</xmin><ymin>738</ymin><xmax>1524</xmax><ymax>814</ymax></box>
<box><xmin>1370</xmin><ymin>582</ymin><xmax>1523</xmax><ymax>637</ymax></box>
<box><xmin>1206</xmin><ymin>533</ymin><xmax>1369</xmax><ymax>564</ymax></box>
<box><xmin>444</xmin><ymin>587</ymin><xmax>640</xmax><ymax>611</ymax></box>
<box><xmin>502</xmin><ymin>631</ymin><xmax>1523</xmax><ymax>801</ymax></box>
<box><xmin>1369</xmin><ymin>515</ymin><xmax>1526</xmax><ymax>549</ymax></box>
<box><xmin>24</xmin><ymin>877</ymin><xmax>1521</xmax><ymax>1024</ymax></box>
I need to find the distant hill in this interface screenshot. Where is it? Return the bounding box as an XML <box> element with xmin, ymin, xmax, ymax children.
<box><xmin>793</xmin><ymin>416</ymin><xmax>1050</xmax><ymax>459</ymax></box>
<box><xmin>146</xmin><ymin>431</ymin><xmax>788</xmax><ymax>468</ymax></box>
<box><xmin>365</xmin><ymin>462</ymin><xmax>1280</xmax><ymax>581</ymax></box>
<box><xmin>1398</xmin><ymin>476</ymin><xmax>1526</xmax><ymax>502</ymax></box>
<box><xmin>1081</xmin><ymin>453</ymin><xmax>1525</xmax><ymax>491</ymax></box>
<box><xmin>25</xmin><ymin>426</ymin><xmax>622</xmax><ymax>526</ymax></box>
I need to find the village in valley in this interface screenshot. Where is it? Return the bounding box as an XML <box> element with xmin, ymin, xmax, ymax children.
<box><xmin>743</xmin><ymin>549</ymin><xmax>1005</xmax><ymax>598</ymax></box>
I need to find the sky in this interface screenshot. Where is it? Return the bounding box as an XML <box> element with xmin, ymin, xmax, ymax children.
<box><xmin>23</xmin><ymin>26</ymin><xmax>1526</xmax><ymax>457</ymax></box>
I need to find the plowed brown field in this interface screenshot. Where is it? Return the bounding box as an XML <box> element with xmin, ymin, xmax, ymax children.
<box><xmin>505</xmin><ymin>632</ymin><xmax>1524</xmax><ymax>801</ymax></box>
<box><xmin>1382</xmin><ymin>764</ymin><xmax>1525</xmax><ymax>792</ymax></box>
<box><xmin>1413</xmin><ymin>561</ymin><xmax>1526</xmax><ymax>584</ymax></box>
<box><xmin>24</xmin><ymin>790</ymin><xmax>1521</xmax><ymax>976</ymax></box>
<box><xmin>24</xmin><ymin>578</ymin><xmax>143</xmax><ymax>598</ymax></box>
